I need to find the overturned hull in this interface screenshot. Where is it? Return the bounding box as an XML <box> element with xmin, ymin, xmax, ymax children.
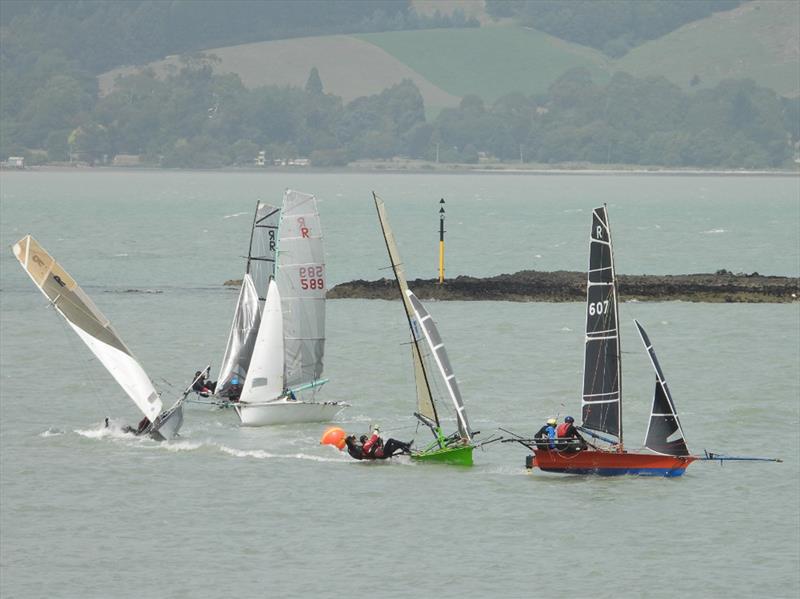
<box><xmin>235</xmin><ymin>399</ymin><xmax>347</xmax><ymax>426</ymax></box>
<box><xmin>148</xmin><ymin>403</ymin><xmax>184</xmax><ymax>440</ymax></box>
<box><xmin>530</xmin><ymin>449</ymin><xmax>696</xmax><ymax>477</ymax></box>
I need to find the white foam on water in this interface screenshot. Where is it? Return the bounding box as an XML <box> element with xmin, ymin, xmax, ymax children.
<box><xmin>162</xmin><ymin>440</ymin><xmax>204</xmax><ymax>452</ymax></box>
<box><xmin>39</xmin><ymin>428</ymin><xmax>65</xmax><ymax>437</ymax></box>
<box><xmin>217</xmin><ymin>444</ymin><xmax>347</xmax><ymax>463</ymax></box>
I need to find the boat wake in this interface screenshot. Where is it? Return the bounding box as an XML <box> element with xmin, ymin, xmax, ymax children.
<box><xmin>223</xmin><ymin>211</ymin><xmax>250</xmax><ymax>219</ymax></box>
<box><xmin>703</xmin><ymin>228</ymin><xmax>726</xmax><ymax>234</ymax></box>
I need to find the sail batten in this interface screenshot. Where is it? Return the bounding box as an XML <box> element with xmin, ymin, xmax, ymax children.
<box><xmin>12</xmin><ymin>235</ymin><xmax>162</xmax><ymax>421</ymax></box>
<box><xmin>581</xmin><ymin>206</ymin><xmax>622</xmax><ymax>442</ymax></box>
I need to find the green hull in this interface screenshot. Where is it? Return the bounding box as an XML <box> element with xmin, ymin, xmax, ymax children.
<box><xmin>411</xmin><ymin>444</ymin><xmax>473</xmax><ymax>466</ymax></box>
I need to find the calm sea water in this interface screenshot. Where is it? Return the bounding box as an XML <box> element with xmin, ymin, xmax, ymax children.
<box><xmin>1</xmin><ymin>171</ymin><xmax>798</xmax><ymax>599</ymax></box>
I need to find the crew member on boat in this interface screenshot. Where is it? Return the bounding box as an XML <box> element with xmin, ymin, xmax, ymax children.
<box><xmin>534</xmin><ymin>418</ymin><xmax>558</xmax><ymax>450</ymax></box>
<box><xmin>556</xmin><ymin>416</ymin><xmax>587</xmax><ymax>452</ymax></box>
<box><xmin>192</xmin><ymin>370</ymin><xmax>216</xmax><ymax>396</ymax></box>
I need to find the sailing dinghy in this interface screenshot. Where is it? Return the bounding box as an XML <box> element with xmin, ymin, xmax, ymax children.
<box><xmin>526</xmin><ymin>206</ymin><xmax>696</xmax><ymax>476</ymax></box>
<box><xmin>12</xmin><ymin>235</ymin><xmax>183</xmax><ymax>440</ymax></box>
<box><xmin>231</xmin><ymin>190</ymin><xmax>347</xmax><ymax>426</ymax></box>
<box><xmin>374</xmin><ymin>192</ymin><xmax>475</xmax><ymax>465</ymax></box>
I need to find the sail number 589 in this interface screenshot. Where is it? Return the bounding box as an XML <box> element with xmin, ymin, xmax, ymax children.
<box><xmin>589</xmin><ymin>300</ymin><xmax>610</xmax><ymax>316</ymax></box>
<box><xmin>299</xmin><ymin>266</ymin><xmax>324</xmax><ymax>290</ymax></box>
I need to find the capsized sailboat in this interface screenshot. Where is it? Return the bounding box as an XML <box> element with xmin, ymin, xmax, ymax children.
<box><xmin>232</xmin><ymin>189</ymin><xmax>347</xmax><ymax>426</ymax></box>
<box><xmin>526</xmin><ymin>206</ymin><xmax>696</xmax><ymax>476</ymax></box>
<box><xmin>373</xmin><ymin>192</ymin><xmax>475</xmax><ymax>465</ymax></box>
<box><xmin>12</xmin><ymin>235</ymin><xmax>183</xmax><ymax>440</ymax></box>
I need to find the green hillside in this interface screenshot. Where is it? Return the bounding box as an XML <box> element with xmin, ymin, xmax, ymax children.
<box><xmin>618</xmin><ymin>0</ymin><xmax>800</xmax><ymax>97</ymax></box>
<box><xmin>357</xmin><ymin>25</ymin><xmax>612</xmax><ymax>103</ymax></box>
<box><xmin>356</xmin><ymin>1</ymin><xmax>798</xmax><ymax>101</ymax></box>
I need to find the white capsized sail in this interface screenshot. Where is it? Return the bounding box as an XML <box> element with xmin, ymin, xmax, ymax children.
<box><xmin>12</xmin><ymin>235</ymin><xmax>162</xmax><ymax>421</ymax></box>
<box><xmin>407</xmin><ymin>289</ymin><xmax>472</xmax><ymax>442</ymax></box>
<box><xmin>373</xmin><ymin>192</ymin><xmax>438</xmax><ymax>427</ymax></box>
<box><xmin>216</xmin><ymin>201</ymin><xmax>279</xmax><ymax>396</ymax></box>
<box><xmin>240</xmin><ymin>279</ymin><xmax>284</xmax><ymax>403</ymax></box>
<box><xmin>275</xmin><ymin>190</ymin><xmax>326</xmax><ymax>390</ymax></box>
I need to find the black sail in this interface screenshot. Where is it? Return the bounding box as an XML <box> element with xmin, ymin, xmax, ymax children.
<box><xmin>635</xmin><ymin>320</ymin><xmax>690</xmax><ymax>456</ymax></box>
<box><xmin>581</xmin><ymin>206</ymin><xmax>622</xmax><ymax>440</ymax></box>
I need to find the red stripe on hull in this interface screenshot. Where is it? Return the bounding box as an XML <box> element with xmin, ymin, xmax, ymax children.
<box><xmin>533</xmin><ymin>449</ymin><xmax>696</xmax><ymax>476</ymax></box>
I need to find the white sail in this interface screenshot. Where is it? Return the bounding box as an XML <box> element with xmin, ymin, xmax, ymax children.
<box><xmin>373</xmin><ymin>192</ymin><xmax>438</xmax><ymax>426</ymax></box>
<box><xmin>275</xmin><ymin>189</ymin><xmax>326</xmax><ymax>389</ymax></box>
<box><xmin>12</xmin><ymin>235</ymin><xmax>162</xmax><ymax>422</ymax></box>
<box><xmin>240</xmin><ymin>279</ymin><xmax>284</xmax><ymax>404</ymax></box>
<box><xmin>407</xmin><ymin>289</ymin><xmax>472</xmax><ymax>442</ymax></box>
<box><xmin>215</xmin><ymin>274</ymin><xmax>261</xmax><ymax>396</ymax></box>
<box><xmin>216</xmin><ymin>201</ymin><xmax>279</xmax><ymax>395</ymax></box>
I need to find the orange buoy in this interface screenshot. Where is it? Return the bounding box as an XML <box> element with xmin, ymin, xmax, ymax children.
<box><xmin>320</xmin><ymin>426</ymin><xmax>347</xmax><ymax>450</ymax></box>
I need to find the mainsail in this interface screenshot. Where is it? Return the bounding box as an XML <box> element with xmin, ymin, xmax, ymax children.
<box><xmin>407</xmin><ymin>290</ymin><xmax>472</xmax><ymax>441</ymax></box>
<box><xmin>581</xmin><ymin>205</ymin><xmax>622</xmax><ymax>442</ymax></box>
<box><xmin>275</xmin><ymin>190</ymin><xmax>326</xmax><ymax>389</ymax></box>
<box><xmin>635</xmin><ymin>320</ymin><xmax>690</xmax><ymax>456</ymax></box>
<box><xmin>12</xmin><ymin>235</ymin><xmax>162</xmax><ymax>421</ymax></box>
<box><xmin>216</xmin><ymin>202</ymin><xmax>279</xmax><ymax>396</ymax></box>
<box><xmin>373</xmin><ymin>192</ymin><xmax>438</xmax><ymax>428</ymax></box>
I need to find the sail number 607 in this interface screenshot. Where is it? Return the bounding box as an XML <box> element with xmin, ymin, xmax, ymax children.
<box><xmin>299</xmin><ymin>266</ymin><xmax>324</xmax><ymax>290</ymax></box>
<box><xmin>589</xmin><ymin>300</ymin><xmax>610</xmax><ymax>316</ymax></box>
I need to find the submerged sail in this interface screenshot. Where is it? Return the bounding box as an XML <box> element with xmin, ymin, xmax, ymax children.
<box><xmin>407</xmin><ymin>290</ymin><xmax>471</xmax><ymax>441</ymax></box>
<box><xmin>216</xmin><ymin>202</ymin><xmax>279</xmax><ymax>395</ymax></box>
<box><xmin>581</xmin><ymin>206</ymin><xmax>622</xmax><ymax>441</ymax></box>
<box><xmin>373</xmin><ymin>193</ymin><xmax>438</xmax><ymax>427</ymax></box>
<box><xmin>635</xmin><ymin>320</ymin><xmax>690</xmax><ymax>456</ymax></box>
<box><xmin>275</xmin><ymin>190</ymin><xmax>325</xmax><ymax>389</ymax></box>
<box><xmin>12</xmin><ymin>235</ymin><xmax>162</xmax><ymax>421</ymax></box>
<box><xmin>240</xmin><ymin>280</ymin><xmax>284</xmax><ymax>403</ymax></box>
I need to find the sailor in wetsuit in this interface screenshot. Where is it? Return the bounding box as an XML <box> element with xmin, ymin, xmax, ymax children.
<box><xmin>343</xmin><ymin>430</ymin><xmax>412</xmax><ymax>460</ymax></box>
<box><xmin>362</xmin><ymin>428</ymin><xmax>412</xmax><ymax>459</ymax></box>
<box><xmin>534</xmin><ymin>418</ymin><xmax>558</xmax><ymax>450</ymax></box>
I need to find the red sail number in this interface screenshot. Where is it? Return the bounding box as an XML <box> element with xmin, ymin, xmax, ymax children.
<box><xmin>299</xmin><ymin>265</ymin><xmax>324</xmax><ymax>290</ymax></box>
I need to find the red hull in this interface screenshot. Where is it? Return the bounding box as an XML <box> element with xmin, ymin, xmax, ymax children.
<box><xmin>532</xmin><ymin>449</ymin><xmax>696</xmax><ymax>477</ymax></box>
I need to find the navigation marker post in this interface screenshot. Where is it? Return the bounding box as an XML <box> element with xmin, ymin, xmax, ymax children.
<box><xmin>438</xmin><ymin>199</ymin><xmax>445</xmax><ymax>284</ymax></box>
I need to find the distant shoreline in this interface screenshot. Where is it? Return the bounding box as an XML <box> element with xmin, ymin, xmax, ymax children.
<box><xmin>3</xmin><ymin>162</ymin><xmax>799</xmax><ymax>177</ymax></box>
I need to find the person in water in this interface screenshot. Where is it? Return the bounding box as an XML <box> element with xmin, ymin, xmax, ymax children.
<box><xmin>534</xmin><ymin>418</ymin><xmax>558</xmax><ymax>450</ymax></box>
<box><xmin>556</xmin><ymin>416</ymin><xmax>587</xmax><ymax>451</ymax></box>
<box><xmin>362</xmin><ymin>428</ymin><xmax>412</xmax><ymax>459</ymax></box>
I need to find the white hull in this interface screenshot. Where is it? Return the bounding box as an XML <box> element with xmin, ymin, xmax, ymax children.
<box><xmin>149</xmin><ymin>403</ymin><xmax>184</xmax><ymax>440</ymax></box>
<box><xmin>235</xmin><ymin>400</ymin><xmax>347</xmax><ymax>426</ymax></box>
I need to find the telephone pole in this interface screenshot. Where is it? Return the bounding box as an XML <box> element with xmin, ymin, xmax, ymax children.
<box><xmin>438</xmin><ymin>198</ymin><xmax>445</xmax><ymax>284</ymax></box>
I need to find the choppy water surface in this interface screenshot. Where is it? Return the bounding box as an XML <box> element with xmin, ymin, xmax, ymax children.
<box><xmin>1</xmin><ymin>171</ymin><xmax>798</xmax><ymax>598</ymax></box>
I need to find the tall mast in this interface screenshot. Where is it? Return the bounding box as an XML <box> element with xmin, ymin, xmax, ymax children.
<box><xmin>373</xmin><ymin>191</ymin><xmax>440</xmax><ymax>430</ymax></box>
